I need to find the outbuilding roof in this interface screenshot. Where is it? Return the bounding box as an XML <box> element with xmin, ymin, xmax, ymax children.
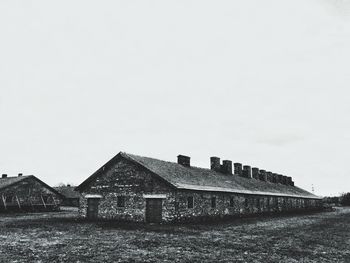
<box><xmin>54</xmin><ymin>186</ymin><xmax>81</xmax><ymax>199</ymax></box>
<box><xmin>77</xmin><ymin>152</ymin><xmax>321</xmax><ymax>199</ymax></box>
<box><xmin>0</xmin><ymin>175</ymin><xmax>64</xmax><ymax>198</ymax></box>
<box><xmin>0</xmin><ymin>176</ymin><xmax>30</xmax><ymax>190</ymax></box>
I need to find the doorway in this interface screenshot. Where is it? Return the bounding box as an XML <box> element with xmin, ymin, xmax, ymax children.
<box><xmin>87</xmin><ymin>198</ymin><xmax>100</xmax><ymax>219</ymax></box>
<box><xmin>145</xmin><ymin>198</ymin><xmax>163</xmax><ymax>223</ymax></box>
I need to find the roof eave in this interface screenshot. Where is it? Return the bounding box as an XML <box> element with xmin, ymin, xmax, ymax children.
<box><xmin>176</xmin><ymin>184</ymin><xmax>322</xmax><ymax>199</ymax></box>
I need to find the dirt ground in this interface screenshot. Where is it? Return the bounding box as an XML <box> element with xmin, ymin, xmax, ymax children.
<box><xmin>0</xmin><ymin>207</ymin><xmax>349</xmax><ymax>263</ymax></box>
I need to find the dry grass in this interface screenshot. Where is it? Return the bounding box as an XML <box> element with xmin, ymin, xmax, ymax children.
<box><xmin>0</xmin><ymin>207</ymin><xmax>349</xmax><ymax>262</ymax></box>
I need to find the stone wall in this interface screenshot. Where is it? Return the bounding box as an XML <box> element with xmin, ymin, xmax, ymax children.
<box><xmin>79</xmin><ymin>158</ymin><xmax>176</xmax><ymax>221</ymax></box>
<box><xmin>171</xmin><ymin>191</ymin><xmax>322</xmax><ymax>222</ymax></box>
<box><xmin>79</xmin><ymin>157</ymin><xmax>323</xmax><ymax>223</ymax></box>
<box><xmin>0</xmin><ymin>177</ymin><xmax>62</xmax><ymax>212</ymax></box>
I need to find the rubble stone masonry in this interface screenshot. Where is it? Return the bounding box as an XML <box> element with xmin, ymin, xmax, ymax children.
<box><xmin>79</xmin><ymin>159</ymin><xmax>323</xmax><ymax>222</ymax></box>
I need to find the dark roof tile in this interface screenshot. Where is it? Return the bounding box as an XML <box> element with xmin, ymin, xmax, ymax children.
<box><xmin>0</xmin><ymin>176</ymin><xmax>31</xmax><ymax>190</ymax></box>
<box><xmin>122</xmin><ymin>152</ymin><xmax>320</xmax><ymax>199</ymax></box>
<box><xmin>54</xmin><ymin>186</ymin><xmax>81</xmax><ymax>198</ymax></box>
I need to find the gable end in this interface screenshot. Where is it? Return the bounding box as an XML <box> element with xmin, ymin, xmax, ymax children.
<box><xmin>76</xmin><ymin>152</ymin><xmax>176</xmax><ymax>192</ymax></box>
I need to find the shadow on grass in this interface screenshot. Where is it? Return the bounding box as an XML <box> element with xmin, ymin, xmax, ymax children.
<box><xmin>1</xmin><ymin>208</ymin><xmax>331</xmax><ymax>234</ymax></box>
<box><xmin>92</xmin><ymin>209</ymin><xmax>329</xmax><ymax>233</ymax></box>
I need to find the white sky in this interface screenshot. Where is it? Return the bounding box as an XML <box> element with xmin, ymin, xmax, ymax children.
<box><xmin>1</xmin><ymin>0</ymin><xmax>350</xmax><ymax>196</ymax></box>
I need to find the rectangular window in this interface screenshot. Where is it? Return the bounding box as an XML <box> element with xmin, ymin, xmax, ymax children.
<box><xmin>245</xmin><ymin>198</ymin><xmax>249</xmax><ymax>208</ymax></box>
<box><xmin>229</xmin><ymin>197</ymin><xmax>234</xmax><ymax>207</ymax></box>
<box><xmin>174</xmin><ymin>201</ymin><xmax>179</xmax><ymax>211</ymax></box>
<box><xmin>117</xmin><ymin>196</ymin><xmax>125</xmax><ymax>207</ymax></box>
<box><xmin>211</xmin><ymin>197</ymin><xmax>216</xmax><ymax>208</ymax></box>
<box><xmin>187</xmin><ymin>196</ymin><xmax>194</xmax><ymax>209</ymax></box>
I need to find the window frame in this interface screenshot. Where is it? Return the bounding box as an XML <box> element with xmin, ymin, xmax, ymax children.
<box><xmin>117</xmin><ymin>195</ymin><xmax>125</xmax><ymax>207</ymax></box>
<box><xmin>256</xmin><ymin>197</ymin><xmax>261</xmax><ymax>211</ymax></box>
<box><xmin>211</xmin><ymin>196</ymin><xmax>216</xmax><ymax>208</ymax></box>
<box><xmin>174</xmin><ymin>201</ymin><xmax>179</xmax><ymax>211</ymax></box>
<box><xmin>229</xmin><ymin>197</ymin><xmax>235</xmax><ymax>207</ymax></box>
<box><xmin>187</xmin><ymin>196</ymin><xmax>194</xmax><ymax>209</ymax></box>
<box><xmin>245</xmin><ymin>197</ymin><xmax>249</xmax><ymax>208</ymax></box>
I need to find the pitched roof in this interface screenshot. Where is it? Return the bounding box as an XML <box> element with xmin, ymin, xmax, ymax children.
<box><xmin>77</xmin><ymin>152</ymin><xmax>321</xmax><ymax>199</ymax></box>
<box><xmin>0</xmin><ymin>175</ymin><xmax>64</xmax><ymax>198</ymax></box>
<box><xmin>0</xmin><ymin>176</ymin><xmax>30</xmax><ymax>190</ymax></box>
<box><xmin>54</xmin><ymin>186</ymin><xmax>81</xmax><ymax>199</ymax></box>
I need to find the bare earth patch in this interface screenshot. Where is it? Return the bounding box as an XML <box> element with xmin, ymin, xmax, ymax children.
<box><xmin>0</xmin><ymin>207</ymin><xmax>350</xmax><ymax>262</ymax></box>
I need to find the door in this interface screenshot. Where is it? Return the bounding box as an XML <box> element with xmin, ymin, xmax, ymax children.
<box><xmin>87</xmin><ymin>198</ymin><xmax>100</xmax><ymax>219</ymax></box>
<box><xmin>145</xmin><ymin>198</ymin><xmax>162</xmax><ymax>223</ymax></box>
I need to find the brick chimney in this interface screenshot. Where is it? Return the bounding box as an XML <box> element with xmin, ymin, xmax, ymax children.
<box><xmin>1</xmin><ymin>174</ymin><xmax>7</xmax><ymax>179</ymax></box>
<box><xmin>282</xmin><ymin>175</ymin><xmax>288</xmax><ymax>185</ymax></box>
<box><xmin>277</xmin><ymin>174</ymin><xmax>283</xmax><ymax>184</ymax></box>
<box><xmin>279</xmin><ymin>175</ymin><xmax>283</xmax><ymax>184</ymax></box>
<box><xmin>252</xmin><ymin>167</ymin><xmax>259</xmax><ymax>179</ymax></box>
<box><xmin>222</xmin><ymin>160</ymin><xmax>232</xmax><ymax>175</ymax></box>
<box><xmin>259</xmin><ymin>170</ymin><xmax>267</xmax><ymax>181</ymax></box>
<box><xmin>287</xmin><ymin>176</ymin><xmax>292</xmax><ymax>186</ymax></box>
<box><xmin>242</xmin><ymin>165</ymin><xmax>252</xmax><ymax>178</ymax></box>
<box><xmin>210</xmin><ymin>157</ymin><xmax>221</xmax><ymax>172</ymax></box>
<box><xmin>266</xmin><ymin>171</ymin><xmax>272</xmax><ymax>182</ymax></box>
<box><xmin>177</xmin><ymin>155</ymin><xmax>190</xmax><ymax>167</ymax></box>
<box><xmin>234</xmin><ymin>163</ymin><xmax>242</xmax><ymax>176</ymax></box>
<box><xmin>272</xmin><ymin>173</ymin><xmax>277</xmax><ymax>183</ymax></box>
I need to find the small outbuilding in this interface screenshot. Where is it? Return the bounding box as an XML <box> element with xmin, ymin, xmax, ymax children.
<box><xmin>0</xmin><ymin>174</ymin><xmax>63</xmax><ymax>212</ymax></box>
<box><xmin>54</xmin><ymin>185</ymin><xmax>81</xmax><ymax>207</ymax></box>
<box><xmin>76</xmin><ymin>152</ymin><xmax>323</xmax><ymax>223</ymax></box>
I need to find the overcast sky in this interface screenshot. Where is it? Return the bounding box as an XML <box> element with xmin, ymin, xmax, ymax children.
<box><xmin>1</xmin><ymin>0</ymin><xmax>350</xmax><ymax>196</ymax></box>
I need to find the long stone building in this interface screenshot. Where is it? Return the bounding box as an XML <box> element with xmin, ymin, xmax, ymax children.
<box><xmin>0</xmin><ymin>174</ymin><xmax>63</xmax><ymax>212</ymax></box>
<box><xmin>76</xmin><ymin>152</ymin><xmax>322</xmax><ymax>223</ymax></box>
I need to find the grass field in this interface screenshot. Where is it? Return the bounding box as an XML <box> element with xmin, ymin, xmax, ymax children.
<box><xmin>0</xmin><ymin>207</ymin><xmax>349</xmax><ymax>263</ymax></box>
